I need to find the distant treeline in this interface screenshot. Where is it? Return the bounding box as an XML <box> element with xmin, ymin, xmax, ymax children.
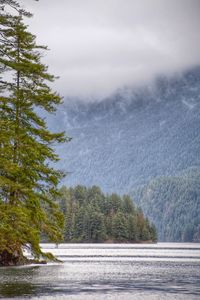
<box><xmin>55</xmin><ymin>185</ymin><xmax>157</xmax><ymax>243</ymax></box>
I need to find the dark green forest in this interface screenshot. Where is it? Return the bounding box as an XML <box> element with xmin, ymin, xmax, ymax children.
<box><xmin>55</xmin><ymin>185</ymin><xmax>157</xmax><ymax>243</ymax></box>
<box><xmin>133</xmin><ymin>167</ymin><xmax>200</xmax><ymax>242</ymax></box>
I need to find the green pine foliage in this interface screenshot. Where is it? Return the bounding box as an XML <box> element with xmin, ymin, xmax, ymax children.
<box><xmin>0</xmin><ymin>1</ymin><xmax>69</xmax><ymax>264</ymax></box>
<box><xmin>56</xmin><ymin>185</ymin><xmax>157</xmax><ymax>243</ymax></box>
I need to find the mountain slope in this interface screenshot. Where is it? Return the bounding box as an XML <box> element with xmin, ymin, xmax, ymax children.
<box><xmin>50</xmin><ymin>67</ymin><xmax>200</xmax><ymax>194</ymax></box>
<box><xmin>132</xmin><ymin>167</ymin><xmax>200</xmax><ymax>242</ymax></box>
<box><xmin>47</xmin><ymin>67</ymin><xmax>200</xmax><ymax>241</ymax></box>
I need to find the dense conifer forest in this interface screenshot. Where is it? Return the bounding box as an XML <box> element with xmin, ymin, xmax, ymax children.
<box><xmin>55</xmin><ymin>185</ymin><xmax>157</xmax><ymax>243</ymax></box>
<box><xmin>133</xmin><ymin>167</ymin><xmax>200</xmax><ymax>242</ymax></box>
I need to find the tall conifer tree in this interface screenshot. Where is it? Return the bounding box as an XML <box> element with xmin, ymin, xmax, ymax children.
<box><xmin>0</xmin><ymin>0</ymin><xmax>69</xmax><ymax>265</ymax></box>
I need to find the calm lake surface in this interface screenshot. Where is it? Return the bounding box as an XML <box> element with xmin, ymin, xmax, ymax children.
<box><xmin>0</xmin><ymin>243</ymin><xmax>200</xmax><ymax>299</ymax></box>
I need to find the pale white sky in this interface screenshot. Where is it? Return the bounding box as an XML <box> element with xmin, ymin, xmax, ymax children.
<box><xmin>20</xmin><ymin>0</ymin><xmax>200</xmax><ymax>98</ymax></box>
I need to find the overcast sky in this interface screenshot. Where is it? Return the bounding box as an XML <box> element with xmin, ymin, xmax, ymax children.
<box><xmin>21</xmin><ymin>0</ymin><xmax>200</xmax><ymax>98</ymax></box>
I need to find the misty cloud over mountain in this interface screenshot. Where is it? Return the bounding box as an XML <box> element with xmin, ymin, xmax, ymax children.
<box><xmin>47</xmin><ymin>67</ymin><xmax>200</xmax><ymax>194</ymax></box>
<box><xmin>26</xmin><ymin>0</ymin><xmax>200</xmax><ymax>98</ymax></box>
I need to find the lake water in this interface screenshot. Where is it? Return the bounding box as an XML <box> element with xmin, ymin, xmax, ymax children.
<box><xmin>0</xmin><ymin>243</ymin><xmax>200</xmax><ymax>299</ymax></box>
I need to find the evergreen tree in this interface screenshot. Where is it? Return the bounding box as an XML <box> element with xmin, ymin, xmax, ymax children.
<box><xmin>58</xmin><ymin>185</ymin><xmax>157</xmax><ymax>243</ymax></box>
<box><xmin>127</xmin><ymin>214</ymin><xmax>138</xmax><ymax>241</ymax></box>
<box><xmin>149</xmin><ymin>223</ymin><xmax>157</xmax><ymax>242</ymax></box>
<box><xmin>73</xmin><ymin>185</ymin><xmax>87</xmax><ymax>206</ymax></box>
<box><xmin>73</xmin><ymin>206</ymin><xmax>85</xmax><ymax>241</ymax></box>
<box><xmin>122</xmin><ymin>195</ymin><xmax>135</xmax><ymax>214</ymax></box>
<box><xmin>0</xmin><ymin>1</ymin><xmax>69</xmax><ymax>265</ymax></box>
<box><xmin>111</xmin><ymin>211</ymin><xmax>128</xmax><ymax>241</ymax></box>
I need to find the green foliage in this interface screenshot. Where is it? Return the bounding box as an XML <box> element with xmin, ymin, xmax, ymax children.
<box><xmin>56</xmin><ymin>185</ymin><xmax>157</xmax><ymax>243</ymax></box>
<box><xmin>0</xmin><ymin>1</ymin><xmax>68</xmax><ymax>263</ymax></box>
<box><xmin>132</xmin><ymin>167</ymin><xmax>200</xmax><ymax>242</ymax></box>
<box><xmin>112</xmin><ymin>212</ymin><xmax>128</xmax><ymax>241</ymax></box>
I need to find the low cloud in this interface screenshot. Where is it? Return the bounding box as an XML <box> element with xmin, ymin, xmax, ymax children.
<box><xmin>23</xmin><ymin>0</ymin><xmax>200</xmax><ymax>98</ymax></box>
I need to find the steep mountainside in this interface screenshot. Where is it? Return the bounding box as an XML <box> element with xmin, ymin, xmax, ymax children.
<box><xmin>47</xmin><ymin>67</ymin><xmax>200</xmax><ymax>241</ymax></box>
<box><xmin>50</xmin><ymin>67</ymin><xmax>200</xmax><ymax>194</ymax></box>
<box><xmin>132</xmin><ymin>167</ymin><xmax>200</xmax><ymax>242</ymax></box>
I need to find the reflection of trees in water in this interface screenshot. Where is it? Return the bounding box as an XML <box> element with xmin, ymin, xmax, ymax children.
<box><xmin>0</xmin><ymin>282</ymin><xmax>36</xmax><ymax>297</ymax></box>
<box><xmin>0</xmin><ymin>266</ymin><xmax>40</xmax><ymax>297</ymax></box>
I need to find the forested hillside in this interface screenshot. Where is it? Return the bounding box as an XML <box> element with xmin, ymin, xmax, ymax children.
<box><xmin>46</xmin><ymin>67</ymin><xmax>200</xmax><ymax>242</ymax></box>
<box><xmin>49</xmin><ymin>67</ymin><xmax>200</xmax><ymax>195</ymax></box>
<box><xmin>132</xmin><ymin>167</ymin><xmax>200</xmax><ymax>242</ymax></box>
<box><xmin>56</xmin><ymin>185</ymin><xmax>157</xmax><ymax>243</ymax></box>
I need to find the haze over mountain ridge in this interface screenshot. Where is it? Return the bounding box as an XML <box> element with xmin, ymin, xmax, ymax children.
<box><xmin>48</xmin><ymin>67</ymin><xmax>200</xmax><ymax>191</ymax></box>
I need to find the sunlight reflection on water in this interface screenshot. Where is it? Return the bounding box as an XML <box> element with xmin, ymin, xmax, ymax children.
<box><xmin>0</xmin><ymin>243</ymin><xmax>200</xmax><ymax>299</ymax></box>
